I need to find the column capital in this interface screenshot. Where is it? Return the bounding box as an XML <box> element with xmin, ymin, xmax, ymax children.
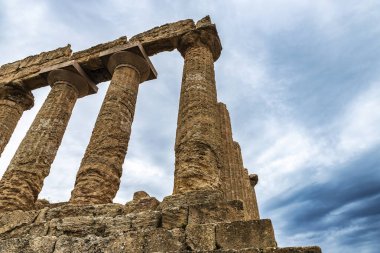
<box><xmin>249</xmin><ymin>174</ymin><xmax>258</xmax><ymax>187</ymax></box>
<box><xmin>177</xmin><ymin>27</ymin><xmax>222</xmax><ymax>61</ymax></box>
<box><xmin>107</xmin><ymin>51</ymin><xmax>150</xmax><ymax>82</ymax></box>
<box><xmin>47</xmin><ymin>69</ymin><xmax>90</xmax><ymax>98</ymax></box>
<box><xmin>0</xmin><ymin>81</ymin><xmax>34</xmax><ymax>110</ymax></box>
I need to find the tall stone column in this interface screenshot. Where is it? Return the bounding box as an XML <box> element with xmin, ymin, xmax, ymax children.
<box><xmin>70</xmin><ymin>51</ymin><xmax>150</xmax><ymax>204</ymax></box>
<box><xmin>173</xmin><ymin>28</ymin><xmax>222</xmax><ymax>194</ymax></box>
<box><xmin>0</xmin><ymin>82</ymin><xmax>34</xmax><ymax>156</ymax></box>
<box><xmin>0</xmin><ymin>69</ymin><xmax>90</xmax><ymax>212</ymax></box>
<box><xmin>218</xmin><ymin>102</ymin><xmax>235</xmax><ymax>200</ymax></box>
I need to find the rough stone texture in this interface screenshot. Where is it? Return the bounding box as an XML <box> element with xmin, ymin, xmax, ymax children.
<box><xmin>70</xmin><ymin>52</ymin><xmax>150</xmax><ymax>204</ymax></box>
<box><xmin>0</xmin><ymin>82</ymin><xmax>34</xmax><ymax>157</ymax></box>
<box><xmin>173</xmin><ymin>27</ymin><xmax>223</xmax><ymax>194</ymax></box>
<box><xmin>0</xmin><ymin>204</ymin><xmax>321</xmax><ymax>253</ymax></box>
<box><xmin>159</xmin><ymin>190</ymin><xmax>223</xmax><ymax>210</ymax></box>
<box><xmin>263</xmin><ymin>247</ymin><xmax>322</xmax><ymax>253</ymax></box>
<box><xmin>125</xmin><ymin>191</ymin><xmax>160</xmax><ymax>213</ymax></box>
<box><xmin>144</xmin><ymin>228</ymin><xmax>186</xmax><ymax>252</ymax></box>
<box><xmin>0</xmin><ymin>16</ymin><xmax>322</xmax><ymax>253</ymax></box>
<box><xmin>242</xmin><ymin>168</ymin><xmax>260</xmax><ymax>220</ymax></box>
<box><xmin>188</xmin><ymin>200</ymin><xmax>244</xmax><ymax>225</ymax></box>
<box><xmin>216</xmin><ymin>220</ymin><xmax>277</xmax><ymax>250</ymax></box>
<box><xmin>218</xmin><ymin>103</ymin><xmax>260</xmax><ymax>220</ymax></box>
<box><xmin>0</xmin><ymin>45</ymin><xmax>72</xmax><ymax>90</ymax></box>
<box><xmin>130</xmin><ymin>19</ymin><xmax>195</xmax><ymax>56</ymax></box>
<box><xmin>218</xmin><ymin>103</ymin><xmax>235</xmax><ymax>200</ymax></box>
<box><xmin>186</xmin><ymin>224</ymin><xmax>216</xmax><ymax>251</ymax></box>
<box><xmin>0</xmin><ymin>17</ymin><xmax>201</xmax><ymax>90</ymax></box>
<box><xmin>0</xmin><ymin>71</ymin><xmax>87</xmax><ymax>212</ymax></box>
<box><xmin>0</xmin><ymin>203</ymin><xmax>321</xmax><ymax>252</ymax></box>
<box><xmin>71</xmin><ymin>36</ymin><xmax>129</xmax><ymax>84</ymax></box>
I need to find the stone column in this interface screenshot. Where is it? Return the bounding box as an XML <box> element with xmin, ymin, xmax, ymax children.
<box><xmin>249</xmin><ymin>174</ymin><xmax>260</xmax><ymax>219</ymax></box>
<box><xmin>70</xmin><ymin>51</ymin><xmax>150</xmax><ymax>204</ymax></box>
<box><xmin>0</xmin><ymin>82</ymin><xmax>34</xmax><ymax>156</ymax></box>
<box><xmin>234</xmin><ymin>142</ymin><xmax>260</xmax><ymax>220</ymax></box>
<box><xmin>218</xmin><ymin>102</ymin><xmax>235</xmax><ymax>200</ymax></box>
<box><xmin>0</xmin><ymin>69</ymin><xmax>90</xmax><ymax>212</ymax></box>
<box><xmin>233</xmin><ymin>142</ymin><xmax>245</xmax><ymax>202</ymax></box>
<box><xmin>173</xmin><ymin>28</ymin><xmax>222</xmax><ymax>194</ymax></box>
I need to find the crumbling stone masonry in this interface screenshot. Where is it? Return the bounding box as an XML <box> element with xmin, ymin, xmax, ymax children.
<box><xmin>0</xmin><ymin>16</ymin><xmax>322</xmax><ymax>252</ymax></box>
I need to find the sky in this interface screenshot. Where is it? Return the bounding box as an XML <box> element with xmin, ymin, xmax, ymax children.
<box><xmin>0</xmin><ymin>1</ymin><xmax>379</xmax><ymax>252</ymax></box>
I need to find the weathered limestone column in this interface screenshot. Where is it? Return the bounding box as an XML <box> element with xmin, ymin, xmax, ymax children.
<box><xmin>233</xmin><ymin>142</ymin><xmax>245</xmax><ymax>202</ymax></box>
<box><xmin>70</xmin><ymin>51</ymin><xmax>150</xmax><ymax>204</ymax></box>
<box><xmin>233</xmin><ymin>142</ymin><xmax>260</xmax><ymax>220</ymax></box>
<box><xmin>173</xmin><ymin>27</ymin><xmax>222</xmax><ymax>194</ymax></box>
<box><xmin>0</xmin><ymin>82</ymin><xmax>34</xmax><ymax>156</ymax></box>
<box><xmin>218</xmin><ymin>102</ymin><xmax>235</xmax><ymax>200</ymax></box>
<box><xmin>246</xmin><ymin>171</ymin><xmax>260</xmax><ymax>219</ymax></box>
<box><xmin>0</xmin><ymin>70</ymin><xmax>90</xmax><ymax>212</ymax></box>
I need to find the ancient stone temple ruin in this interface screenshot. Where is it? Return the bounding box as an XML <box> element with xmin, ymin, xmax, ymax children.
<box><xmin>0</xmin><ymin>17</ymin><xmax>321</xmax><ymax>252</ymax></box>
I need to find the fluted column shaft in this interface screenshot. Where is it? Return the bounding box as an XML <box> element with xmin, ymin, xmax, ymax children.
<box><xmin>233</xmin><ymin>142</ymin><xmax>260</xmax><ymax>220</ymax></box>
<box><xmin>70</xmin><ymin>51</ymin><xmax>150</xmax><ymax>204</ymax></box>
<box><xmin>218</xmin><ymin>103</ymin><xmax>235</xmax><ymax>200</ymax></box>
<box><xmin>0</xmin><ymin>83</ymin><xmax>34</xmax><ymax>156</ymax></box>
<box><xmin>173</xmin><ymin>29</ymin><xmax>222</xmax><ymax>194</ymax></box>
<box><xmin>0</xmin><ymin>70</ymin><xmax>90</xmax><ymax>212</ymax></box>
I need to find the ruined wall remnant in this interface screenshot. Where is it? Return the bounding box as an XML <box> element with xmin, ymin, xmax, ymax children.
<box><xmin>0</xmin><ymin>16</ymin><xmax>322</xmax><ymax>252</ymax></box>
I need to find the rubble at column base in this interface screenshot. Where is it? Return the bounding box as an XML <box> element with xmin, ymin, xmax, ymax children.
<box><xmin>0</xmin><ymin>191</ymin><xmax>321</xmax><ymax>253</ymax></box>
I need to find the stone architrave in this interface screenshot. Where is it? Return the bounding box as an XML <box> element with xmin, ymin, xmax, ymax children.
<box><xmin>70</xmin><ymin>51</ymin><xmax>151</xmax><ymax>204</ymax></box>
<box><xmin>0</xmin><ymin>82</ymin><xmax>34</xmax><ymax>156</ymax></box>
<box><xmin>173</xmin><ymin>27</ymin><xmax>223</xmax><ymax>194</ymax></box>
<box><xmin>0</xmin><ymin>69</ymin><xmax>91</xmax><ymax>212</ymax></box>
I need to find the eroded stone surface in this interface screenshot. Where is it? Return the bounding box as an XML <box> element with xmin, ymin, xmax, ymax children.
<box><xmin>216</xmin><ymin>220</ymin><xmax>277</xmax><ymax>250</ymax></box>
<box><xmin>0</xmin><ymin>82</ymin><xmax>34</xmax><ymax>156</ymax></box>
<box><xmin>0</xmin><ymin>16</ymin><xmax>321</xmax><ymax>253</ymax></box>
<box><xmin>0</xmin><ymin>203</ymin><xmax>314</xmax><ymax>253</ymax></box>
<box><xmin>0</xmin><ymin>80</ymin><xmax>81</xmax><ymax>212</ymax></box>
<box><xmin>173</xmin><ymin>28</ymin><xmax>223</xmax><ymax>194</ymax></box>
<box><xmin>70</xmin><ymin>52</ymin><xmax>150</xmax><ymax>204</ymax></box>
<box><xmin>0</xmin><ymin>45</ymin><xmax>72</xmax><ymax>90</ymax></box>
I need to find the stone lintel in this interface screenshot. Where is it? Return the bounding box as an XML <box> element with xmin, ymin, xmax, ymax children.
<box><xmin>39</xmin><ymin>60</ymin><xmax>98</xmax><ymax>97</ymax></box>
<box><xmin>1</xmin><ymin>16</ymin><xmax>215</xmax><ymax>90</ymax></box>
<box><xmin>99</xmin><ymin>42</ymin><xmax>157</xmax><ymax>81</ymax></box>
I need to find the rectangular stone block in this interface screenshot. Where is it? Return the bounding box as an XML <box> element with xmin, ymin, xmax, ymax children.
<box><xmin>162</xmin><ymin>206</ymin><xmax>188</xmax><ymax>229</ymax></box>
<box><xmin>185</xmin><ymin>224</ymin><xmax>216</xmax><ymax>251</ymax></box>
<box><xmin>98</xmin><ymin>215</ymin><xmax>132</xmax><ymax>236</ymax></box>
<box><xmin>159</xmin><ymin>190</ymin><xmax>223</xmax><ymax>210</ymax></box>
<box><xmin>49</xmin><ymin>216</ymin><xmax>105</xmax><ymax>237</ymax></box>
<box><xmin>105</xmin><ymin>232</ymin><xmax>145</xmax><ymax>253</ymax></box>
<box><xmin>264</xmin><ymin>246</ymin><xmax>322</xmax><ymax>253</ymax></box>
<box><xmin>0</xmin><ymin>222</ymin><xmax>48</xmax><ymax>240</ymax></box>
<box><xmin>188</xmin><ymin>200</ymin><xmax>244</xmax><ymax>225</ymax></box>
<box><xmin>44</xmin><ymin>203</ymin><xmax>126</xmax><ymax>221</ymax></box>
<box><xmin>27</xmin><ymin>236</ymin><xmax>57</xmax><ymax>252</ymax></box>
<box><xmin>0</xmin><ymin>209</ymin><xmax>39</xmax><ymax>234</ymax></box>
<box><xmin>0</xmin><ymin>238</ymin><xmax>28</xmax><ymax>253</ymax></box>
<box><xmin>54</xmin><ymin>234</ymin><xmax>110</xmax><ymax>253</ymax></box>
<box><xmin>144</xmin><ymin>228</ymin><xmax>186</xmax><ymax>252</ymax></box>
<box><xmin>215</xmin><ymin>219</ymin><xmax>277</xmax><ymax>250</ymax></box>
<box><xmin>130</xmin><ymin>210</ymin><xmax>161</xmax><ymax>230</ymax></box>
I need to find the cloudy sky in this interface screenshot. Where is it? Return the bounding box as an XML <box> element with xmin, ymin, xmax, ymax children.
<box><xmin>0</xmin><ymin>0</ymin><xmax>379</xmax><ymax>252</ymax></box>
